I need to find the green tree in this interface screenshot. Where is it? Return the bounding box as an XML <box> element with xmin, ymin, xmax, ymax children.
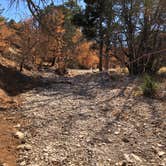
<box><xmin>73</xmin><ymin>0</ymin><xmax>115</xmax><ymax>71</ymax></box>
<box><xmin>74</xmin><ymin>0</ymin><xmax>165</xmax><ymax>74</ymax></box>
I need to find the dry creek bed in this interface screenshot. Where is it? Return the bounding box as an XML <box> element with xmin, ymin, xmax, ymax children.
<box><xmin>15</xmin><ymin>70</ymin><xmax>165</xmax><ymax>166</ymax></box>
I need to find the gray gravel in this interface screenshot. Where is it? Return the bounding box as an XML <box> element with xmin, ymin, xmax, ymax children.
<box><xmin>18</xmin><ymin>71</ymin><xmax>166</xmax><ymax>166</ymax></box>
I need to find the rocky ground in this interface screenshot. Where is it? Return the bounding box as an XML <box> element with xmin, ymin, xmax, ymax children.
<box><xmin>12</xmin><ymin>70</ymin><xmax>166</xmax><ymax>166</ymax></box>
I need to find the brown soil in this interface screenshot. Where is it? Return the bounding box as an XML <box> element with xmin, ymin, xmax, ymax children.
<box><xmin>0</xmin><ymin>112</ymin><xmax>20</xmax><ymax>166</ymax></box>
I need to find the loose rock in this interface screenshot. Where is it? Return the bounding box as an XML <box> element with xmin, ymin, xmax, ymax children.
<box><xmin>14</xmin><ymin>131</ymin><xmax>25</xmax><ymax>140</ymax></box>
<box><xmin>158</xmin><ymin>151</ymin><xmax>165</xmax><ymax>157</ymax></box>
<box><xmin>17</xmin><ymin>144</ymin><xmax>32</xmax><ymax>151</ymax></box>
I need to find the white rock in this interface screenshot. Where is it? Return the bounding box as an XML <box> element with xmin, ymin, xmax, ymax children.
<box><xmin>124</xmin><ymin>154</ymin><xmax>132</xmax><ymax>162</ymax></box>
<box><xmin>14</xmin><ymin>124</ymin><xmax>21</xmax><ymax>128</ymax></box>
<box><xmin>124</xmin><ymin>153</ymin><xmax>142</xmax><ymax>163</ymax></box>
<box><xmin>17</xmin><ymin>144</ymin><xmax>32</xmax><ymax>151</ymax></box>
<box><xmin>20</xmin><ymin>161</ymin><xmax>26</xmax><ymax>166</ymax></box>
<box><xmin>114</xmin><ymin>130</ymin><xmax>120</xmax><ymax>135</ymax></box>
<box><xmin>158</xmin><ymin>151</ymin><xmax>165</xmax><ymax>157</ymax></box>
<box><xmin>131</xmin><ymin>153</ymin><xmax>142</xmax><ymax>162</ymax></box>
<box><xmin>115</xmin><ymin>161</ymin><xmax>126</xmax><ymax>166</ymax></box>
<box><xmin>14</xmin><ymin>131</ymin><xmax>25</xmax><ymax>140</ymax></box>
<box><xmin>157</xmin><ymin>143</ymin><xmax>163</xmax><ymax>147</ymax></box>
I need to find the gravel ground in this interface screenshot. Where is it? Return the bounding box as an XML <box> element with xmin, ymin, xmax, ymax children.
<box><xmin>17</xmin><ymin>70</ymin><xmax>166</xmax><ymax>166</ymax></box>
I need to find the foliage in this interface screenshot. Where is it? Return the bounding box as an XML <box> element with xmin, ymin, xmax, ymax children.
<box><xmin>74</xmin><ymin>42</ymin><xmax>99</xmax><ymax>69</ymax></box>
<box><xmin>6</xmin><ymin>0</ymin><xmax>165</xmax><ymax>74</ymax></box>
<box><xmin>2</xmin><ymin>2</ymin><xmax>100</xmax><ymax>72</ymax></box>
<box><xmin>74</xmin><ymin>0</ymin><xmax>165</xmax><ymax>74</ymax></box>
<box><xmin>35</xmin><ymin>3</ymin><xmax>81</xmax><ymax>71</ymax></box>
<box><xmin>73</xmin><ymin>0</ymin><xmax>115</xmax><ymax>71</ymax></box>
<box><xmin>141</xmin><ymin>74</ymin><xmax>158</xmax><ymax>97</ymax></box>
<box><xmin>113</xmin><ymin>0</ymin><xmax>166</xmax><ymax>75</ymax></box>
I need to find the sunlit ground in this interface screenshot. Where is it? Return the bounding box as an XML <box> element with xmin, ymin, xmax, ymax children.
<box><xmin>158</xmin><ymin>67</ymin><xmax>166</xmax><ymax>74</ymax></box>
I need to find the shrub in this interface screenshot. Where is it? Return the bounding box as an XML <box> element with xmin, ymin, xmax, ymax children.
<box><xmin>141</xmin><ymin>74</ymin><xmax>158</xmax><ymax>97</ymax></box>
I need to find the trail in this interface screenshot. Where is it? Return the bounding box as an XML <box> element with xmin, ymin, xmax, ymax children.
<box><xmin>17</xmin><ymin>70</ymin><xmax>166</xmax><ymax>166</ymax></box>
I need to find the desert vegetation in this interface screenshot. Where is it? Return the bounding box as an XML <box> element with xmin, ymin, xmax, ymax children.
<box><xmin>0</xmin><ymin>0</ymin><xmax>165</xmax><ymax>166</ymax></box>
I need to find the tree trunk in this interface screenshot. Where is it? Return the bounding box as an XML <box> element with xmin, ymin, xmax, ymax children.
<box><xmin>99</xmin><ymin>16</ymin><xmax>104</xmax><ymax>72</ymax></box>
<box><xmin>105</xmin><ymin>46</ymin><xmax>110</xmax><ymax>71</ymax></box>
<box><xmin>20</xmin><ymin>62</ymin><xmax>24</xmax><ymax>72</ymax></box>
<box><xmin>99</xmin><ymin>40</ymin><xmax>103</xmax><ymax>72</ymax></box>
<box><xmin>127</xmin><ymin>54</ymin><xmax>159</xmax><ymax>75</ymax></box>
<box><xmin>51</xmin><ymin>57</ymin><xmax>56</xmax><ymax>67</ymax></box>
<box><xmin>20</xmin><ymin>58</ymin><xmax>25</xmax><ymax>72</ymax></box>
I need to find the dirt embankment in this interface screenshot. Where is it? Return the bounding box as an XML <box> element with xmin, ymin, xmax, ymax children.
<box><xmin>0</xmin><ymin>89</ymin><xmax>21</xmax><ymax>166</ymax></box>
<box><xmin>0</xmin><ymin>56</ymin><xmax>26</xmax><ymax>166</ymax></box>
<box><xmin>0</xmin><ymin>112</ymin><xmax>21</xmax><ymax>166</ymax></box>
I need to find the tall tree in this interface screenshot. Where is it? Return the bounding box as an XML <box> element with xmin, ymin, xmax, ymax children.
<box><xmin>33</xmin><ymin>2</ymin><xmax>80</xmax><ymax>71</ymax></box>
<box><xmin>114</xmin><ymin>0</ymin><xmax>166</xmax><ymax>74</ymax></box>
<box><xmin>74</xmin><ymin>0</ymin><xmax>165</xmax><ymax>74</ymax></box>
<box><xmin>73</xmin><ymin>0</ymin><xmax>115</xmax><ymax>71</ymax></box>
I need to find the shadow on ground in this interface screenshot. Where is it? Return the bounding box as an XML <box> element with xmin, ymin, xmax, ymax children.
<box><xmin>1</xmin><ymin>64</ymin><xmax>165</xmax><ymax>99</ymax></box>
<box><xmin>0</xmin><ymin>64</ymin><xmax>131</xmax><ymax>97</ymax></box>
<box><xmin>0</xmin><ymin>64</ymin><xmax>42</xmax><ymax>96</ymax></box>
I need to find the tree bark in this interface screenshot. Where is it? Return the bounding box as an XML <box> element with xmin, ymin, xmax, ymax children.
<box><xmin>99</xmin><ymin>39</ymin><xmax>103</xmax><ymax>72</ymax></box>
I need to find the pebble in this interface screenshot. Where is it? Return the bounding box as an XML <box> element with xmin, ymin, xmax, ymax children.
<box><xmin>14</xmin><ymin>131</ymin><xmax>25</xmax><ymax>140</ymax></box>
<box><xmin>115</xmin><ymin>161</ymin><xmax>127</xmax><ymax>166</ymax></box>
<box><xmin>158</xmin><ymin>151</ymin><xmax>165</xmax><ymax>157</ymax></box>
<box><xmin>20</xmin><ymin>161</ymin><xmax>26</xmax><ymax>166</ymax></box>
<box><xmin>17</xmin><ymin>144</ymin><xmax>32</xmax><ymax>151</ymax></box>
<box><xmin>14</xmin><ymin>124</ymin><xmax>21</xmax><ymax>128</ymax></box>
<box><xmin>16</xmin><ymin>70</ymin><xmax>165</xmax><ymax>165</ymax></box>
<box><xmin>124</xmin><ymin>153</ymin><xmax>142</xmax><ymax>163</ymax></box>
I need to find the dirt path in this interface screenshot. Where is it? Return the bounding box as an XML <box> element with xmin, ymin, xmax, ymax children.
<box><xmin>16</xmin><ymin>71</ymin><xmax>166</xmax><ymax>166</ymax></box>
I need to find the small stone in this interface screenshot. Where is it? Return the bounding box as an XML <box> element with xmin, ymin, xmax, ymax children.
<box><xmin>124</xmin><ymin>153</ymin><xmax>142</xmax><ymax>163</ymax></box>
<box><xmin>14</xmin><ymin>124</ymin><xmax>21</xmax><ymax>128</ymax></box>
<box><xmin>20</xmin><ymin>161</ymin><xmax>26</xmax><ymax>166</ymax></box>
<box><xmin>158</xmin><ymin>151</ymin><xmax>165</xmax><ymax>157</ymax></box>
<box><xmin>14</xmin><ymin>131</ymin><xmax>25</xmax><ymax>140</ymax></box>
<box><xmin>115</xmin><ymin>161</ymin><xmax>127</xmax><ymax>166</ymax></box>
<box><xmin>124</xmin><ymin>154</ymin><xmax>132</xmax><ymax>162</ymax></box>
<box><xmin>17</xmin><ymin>144</ymin><xmax>32</xmax><ymax>151</ymax></box>
<box><xmin>157</xmin><ymin>144</ymin><xmax>163</xmax><ymax>147</ymax></box>
<box><xmin>114</xmin><ymin>131</ymin><xmax>120</xmax><ymax>135</ymax></box>
<box><xmin>108</xmin><ymin>138</ymin><xmax>112</xmax><ymax>142</ymax></box>
<box><xmin>76</xmin><ymin>144</ymin><xmax>81</xmax><ymax>147</ymax></box>
<box><xmin>131</xmin><ymin>154</ymin><xmax>142</xmax><ymax>162</ymax></box>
